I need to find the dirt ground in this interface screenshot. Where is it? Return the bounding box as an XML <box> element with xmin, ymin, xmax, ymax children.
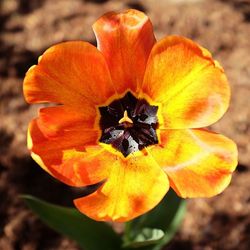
<box><xmin>0</xmin><ymin>0</ymin><xmax>250</xmax><ymax>249</ymax></box>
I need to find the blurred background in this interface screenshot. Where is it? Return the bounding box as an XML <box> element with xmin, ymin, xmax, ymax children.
<box><xmin>0</xmin><ymin>0</ymin><xmax>250</xmax><ymax>249</ymax></box>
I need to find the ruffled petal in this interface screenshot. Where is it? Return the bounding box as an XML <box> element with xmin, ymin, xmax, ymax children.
<box><xmin>93</xmin><ymin>9</ymin><xmax>156</xmax><ymax>94</ymax></box>
<box><xmin>28</xmin><ymin>106</ymin><xmax>113</xmax><ymax>187</ymax></box>
<box><xmin>142</xmin><ymin>36</ymin><xmax>230</xmax><ymax>129</ymax></box>
<box><xmin>23</xmin><ymin>41</ymin><xmax>115</xmax><ymax>110</ymax></box>
<box><xmin>147</xmin><ymin>129</ymin><xmax>237</xmax><ymax>198</ymax></box>
<box><xmin>74</xmin><ymin>153</ymin><xmax>169</xmax><ymax>222</ymax></box>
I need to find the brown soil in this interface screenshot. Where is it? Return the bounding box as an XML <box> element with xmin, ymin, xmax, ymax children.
<box><xmin>1</xmin><ymin>0</ymin><xmax>250</xmax><ymax>249</ymax></box>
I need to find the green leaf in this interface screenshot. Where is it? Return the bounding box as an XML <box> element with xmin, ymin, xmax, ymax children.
<box><xmin>123</xmin><ymin>189</ymin><xmax>186</xmax><ymax>250</ymax></box>
<box><xmin>123</xmin><ymin>228</ymin><xmax>164</xmax><ymax>248</ymax></box>
<box><xmin>21</xmin><ymin>195</ymin><xmax>121</xmax><ymax>250</ymax></box>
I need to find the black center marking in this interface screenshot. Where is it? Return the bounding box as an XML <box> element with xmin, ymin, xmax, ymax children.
<box><xmin>99</xmin><ymin>92</ymin><xmax>159</xmax><ymax>157</ymax></box>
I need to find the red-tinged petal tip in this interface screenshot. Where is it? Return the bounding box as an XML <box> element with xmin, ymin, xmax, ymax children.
<box><xmin>93</xmin><ymin>9</ymin><xmax>156</xmax><ymax>94</ymax></box>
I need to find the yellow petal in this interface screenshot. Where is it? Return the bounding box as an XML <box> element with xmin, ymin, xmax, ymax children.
<box><xmin>74</xmin><ymin>153</ymin><xmax>169</xmax><ymax>222</ymax></box>
<box><xmin>147</xmin><ymin>129</ymin><xmax>237</xmax><ymax>198</ymax></box>
<box><xmin>142</xmin><ymin>35</ymin><xmax>230</xmax><ymax>129</ymax></box>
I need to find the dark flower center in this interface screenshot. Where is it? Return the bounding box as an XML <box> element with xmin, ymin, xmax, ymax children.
<box><xmin>99</xmin><ymin>92</ymin><xmax>159</xmax><ymax>157</ymax></box>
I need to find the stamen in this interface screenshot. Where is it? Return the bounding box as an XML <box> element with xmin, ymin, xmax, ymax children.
<box><xmin>99</xmin><ymin>92</ymin><xmax>158</xmax><ymax>157</ymax></box>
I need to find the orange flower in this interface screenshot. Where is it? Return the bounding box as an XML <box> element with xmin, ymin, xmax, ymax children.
<box><xmin>23</xmin><ymin>9</ymin><xmax>238</xmax><ymax>222</ymax></box>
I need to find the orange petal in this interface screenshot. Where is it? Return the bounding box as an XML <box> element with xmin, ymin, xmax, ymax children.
<box><xmin>142</xmin><ymin>36</ymin><xmax>230</xmax><ymax>129</ymax></box>
<box><xmin>23</xmin><ymin>41</ymin><xmax>115</xmax><ymax>110</ymax></box>
<box><xmin>28</xmin><ymin>106</ymin><xmax>112</xmax><ymax>187</ymax></box>
<box><xmin>36</xmin><ymin>105</ymin><xmax>97</xmax><ymax>137</ymax></box>
<box><xmin>93</xmin><ymin>9</ymin><xmax>156</xmax><ymax>94</ymax></box>
<box><xmin>74</xmin><ymin>153</ymin><xmax>169</xmax><ymax>222</ymax></box>
<box><xmin>147</xmin><ymin>129</ymin><xmax>237</xmax><ymax>198</ymax></box>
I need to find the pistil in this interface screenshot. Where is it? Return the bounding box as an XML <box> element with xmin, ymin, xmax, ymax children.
<box><xmin>119</xmin><ymin>110</ymin><xmax>133</xmax><ymax>126</ymax></box>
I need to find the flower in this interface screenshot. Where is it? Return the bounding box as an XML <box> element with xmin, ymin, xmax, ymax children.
<box><xmin>23</xmin><ymin>9</ymin><xmax>238</xmax><ymax>222</ymax></box>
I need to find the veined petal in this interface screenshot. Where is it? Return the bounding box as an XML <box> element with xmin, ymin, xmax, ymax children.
<box><xmin>147</xmin><ymin>129</ymin><xmax>237</xmax><ymax>198</ymax></box>
<box><xmin>23</xmin><ymin>41</ymin><xmax>115</xmax><ymax>110</ymax></box>
<box><xmin>93</xmin><ymin>9</ymin><xmax>156</xmax><ymax>94</ymax></box>
<box><xmin>74</xmin><ymin>154</ymin><xmax>169</xmax><ymax>222</ymax></box>
<box><xmin>142</xmin><ymin>36</ymin><xmax>230</xmax><ymax>129</ymax></box>
<box><xmin>28</xmin><ymin>106</ymin><xmax>112</xmax><ymax>187</ymax></box>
